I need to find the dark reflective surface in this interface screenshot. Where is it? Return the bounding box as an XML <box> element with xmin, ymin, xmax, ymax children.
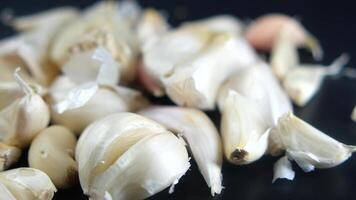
<box><xmin>0</xmin><ymin>0</ymin><xmax>355</xmax><ymax>199</ymax></box>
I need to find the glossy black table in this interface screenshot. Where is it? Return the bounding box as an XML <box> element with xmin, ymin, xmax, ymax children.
<box><xmin>1</xmin><ymin>0</ymin><xmax>355</xmax><ymax>199</ymax></box>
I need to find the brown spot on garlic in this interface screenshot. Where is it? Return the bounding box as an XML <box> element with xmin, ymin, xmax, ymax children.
<box><xmin>0</xmin><ymin>142</ymin><xmax>21</xmax><ymax>171</ymax></box>
<box><xmin>230</xmin><ymin>149</ymin><xmax>248</xmax><ymax>162</ymax></box>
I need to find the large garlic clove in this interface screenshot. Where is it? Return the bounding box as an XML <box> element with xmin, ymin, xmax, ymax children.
<box><xmin>0</xmin><ymin>142</ymin><xmax>21</xmax><ymax>171</ymax></box>
<box><xmin>0</xmin><ymin>168</ymin><xmax>57</xmax><ymax>200</ymax></box>
<box><xmin>352</xmin><ymin>106</ymin><xmax>356</xmax><ymax>122</ymax></box>
<box><xmin>273</xmin><ymin>113</ymin><xmax>356</xmax><ymax>176</ymax></box>
<box><xmin>162</xmin><ymin>33</ymin><xmax>257</xmax><ymax>109</ymax></box>
<box><xmin>221</xmin><ymin>91</ymin><xmax>271</xmax><ymax>165</ymax></box>
<box><xmin>28</xmin><ymin>125</ymin><xmax>77</xmax><ymax>189</ymax></box>
<box><xmin>139</xmin><ymin>106</ymin><xmax>223</xmax><ymax>195</ymax></box>
<box><xmin>0</xmin><ymin>69</ymin><xmax>50</xmax><ymax>148</ymax></box>
<box><xmin>283</xmin><ymin>54</ymin><xmax>349</xmax><ymax>106</ymax></box>
<box><xmin>245</xmin><ymin>13</ymin><xmax>322</xmax><ymax>59</ymax></box>
<box><xmin>76</xmin><ymin>112</ymin><xmax>190</xmax><ymax>199</ymax></box>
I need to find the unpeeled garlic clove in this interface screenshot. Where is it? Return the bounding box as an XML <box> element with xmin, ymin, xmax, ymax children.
<box><xmin>139</xmin><ymin>106</ymin><xmax>223</xmax><ymax>195</ymax></box>
<box><xmin>245</xmin><ymin>14</ymin><xmax>322</xmax><ymax>59</ymax></box>
<box><xmin>76</xmin><ymin>112</ymin><xmax>190</xmax><ymax>200</ymax></box>
<box><xmin>28</xmin><ymin>125</ymin><xmax>78</xmax><ymax>189</ymax></box>
<box><xmin>0</xmin><ymin>168</ymin><xmax>57</xmax><ymax>200</ymax></box>
<box><xmin>162</xmin><ymin>32</ymin><xmax>257</xmax><ymax>109</ymax></box>
<box><xmin>283</xmin><ymin>54</ymin><xmax>349</xmax><ymax>106</ymax></box>
<box><xmin>0</xmin><ymin>69</ymin><xmax>50</xmax><ymax>148</ymax></box>
<box><xmin>0</xmin><ymin>142</ymin><xmax>21</xmax><ymax>171</ymax></box>
<box><xmin>272</xmin><ymin>112</ymin><xmax>356</xmax><ymax>181</ymax></box>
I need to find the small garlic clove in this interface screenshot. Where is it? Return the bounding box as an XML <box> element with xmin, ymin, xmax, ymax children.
<box><xmin>245</xmin><ymin>13</ymin><xmax>322</xmax><ymax>59</ymax></box>
<box><xmin>352</xmin><ymin>106</ymin><xmax>356</xmax><ymax>122</ymax></box>
<box><xmin>0</xmin><ymin>69</ymin><xmax>50</xmax><ymax>148</ymax></box>
<box><xmin>0</xmin><ymin>168</ymin><xmax>57</xmax><ymax>200</ymax></box>
<box><xmin>76</xmin><ymin>112</ymin><xmax>190</xmax><ymax>199</ymax></box>
<box><xmin>283</xmin><ymin>54</ymin><xmax>349</xmax><ymax>106</ymax></box>
<box><xmin>221</xmin><ymin>91</ymin><xmax>271</xmax><ymax>165</ymax></box>
<box><xmin>272</xmin><ymin>156</ymin><xmax>295</xmax><ymax>182</ymax></box>
<box><xmin>139</xmin><ymin>106</ymin><xmax>223</xmax><ymax>195</ymax></box>
<box><xmin>274</xmin><ymin>112</ymin><xmax>356</xmax><ymax>172</ymax></box>
<box><xmin>28</xmin><ymin>125</ymin><xmax>78</xmax><ymax>189</ymax></box>
<box><xmin>162</xmin><ymin>33</ymin><xmax>257</xmax><ymax>109</ymax></box>
<box><xmin>0</xmin><ymin>142</ymin><xmax>21</xmax><ymax>171</ymax></box>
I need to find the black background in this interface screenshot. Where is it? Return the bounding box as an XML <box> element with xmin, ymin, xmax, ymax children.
<box><xmin>0</xmin><ymin>0</ymin><xmax>355</xmax><ymax>199</ymax></box>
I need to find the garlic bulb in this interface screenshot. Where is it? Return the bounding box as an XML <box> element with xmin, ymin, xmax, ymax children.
<box><xmin>352</xmin><ymin>106</ymin><xmax>356</xmax><ymax>122</ymax></box>
<box><xmin>0</xmin><ymin>168</ymin><xmax>56</xmax><ymax>200</ymax></box>
<box><xmin>0</xmin><ymin>69</ymin><xmax>50</xmax><ymax>148</ymax></box>
<box><xmin>76</xmin><ymin>112</ymin><xmax>190</xmax><ymax>200</ymax></box>
<box><xmin>0</xmin><ymin>142</ymin><xmax>21</xmax><ymax>171</ymax></box>
<box><xmin>283</xmin><ymin>54</ymin><xmax>349</xmax><ymax>106</ymax></box>
<box><xmin>49</xmin><ymin>48</ymin><xmax>147</xmax><ymax>134</ymax></box>
<box><xmin>272</xmin><ymin>113</ymin><xmax>356</xmax><ymax>181</ymax></box>
<box><xmin>50</xmin><ymin>1</ymin><xmax>139</xmax><ymax>83</ymax></box>
<box><xmin>245</xmin><ymin>13</ymin><xmax>322</xmax><ymax>59</ymax></box>
<box><xmin>28</xmin><ymin>125</ymin><xmax>78</xmax><ymax>189</ymax></box>
<box><xmin>139</xmin><ymin>106</ymin><xmax>223</xmax><ymax>195</ymax></box>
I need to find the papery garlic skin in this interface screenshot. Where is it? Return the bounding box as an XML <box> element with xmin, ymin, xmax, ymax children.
<box><xmin>76</xmin><ymin>112</ymin><xmax>190</xmax><ymax>200</ymax></box>
<box><xmin>0</xmin><ymin>168</ymin><xmax>57</xmax><ymax>200</ymax></box>
<box><xmin>282</xmin><ymin>54</ymin><xmax>349</xmax><ymax>106</ymax></box>
<box><xmin>28</xmin><ymin>125</ymin><xmax>78</xmax><ymax>189</ymax></box>
<box><xmin>0</xmin><ymin>142</ymin><xmax>21</xmax><ymax>171</ymax></box>
<box><xmin>272</xmin><ymin>156</ymin><xmax>295</xmax><ymax>183</ymax></box>
<box><xmin>274</xmin><ymin>113</ymin><xmax>356</xmax><ymax>172</ymax></box>
<box><xmin>139</xmin><ymin>106</ymin><xmax>223</xmax><ymax>195</ymax></box>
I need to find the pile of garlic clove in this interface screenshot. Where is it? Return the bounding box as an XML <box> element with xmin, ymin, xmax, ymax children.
<box><xmin>0</xmin><ymin>1</ymin><xmax>354</xmax><ymax>199</ymax></box>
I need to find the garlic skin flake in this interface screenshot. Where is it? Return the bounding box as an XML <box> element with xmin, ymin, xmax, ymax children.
<box><xmin>0</xmin><ymin>142</ymin><xmax>21</xmax><ymax>171</ymax></box>
<box><xmin>0</xmin><ymin>168</ymin><xmax>57</xmax><ymax>200</ymax></box>
<box><xmin>139</xmin><ymin>106</ymin><xmax>223</xmax><ymax>195</ymax></box>
<box><xmin>283</xmin><ymin>54</ymin><xmax>349</xmax><ymax>106</ymax></box>
<box><xmin>273</xmin><ymin>113</ymin><xmax>356</xmax><ymax>180</ymax></box>
<box><xmin>352</xmin><ymin>106</ymin><xmax>356</xmax><ymax>122</ymax></box>
<box><xmin>0</xmin><ymin>69</ymin><xmax>50</xmax><ymax>148</ymax></box>
<box><xmin>272</xmin><ymin>156</ymin><xmax>295</xmax><ymax>183</ymax></box>
<box><xmin>76</xmin><ymin>112</ymin><xmax>190</xmax><ymax>200</ymax></box>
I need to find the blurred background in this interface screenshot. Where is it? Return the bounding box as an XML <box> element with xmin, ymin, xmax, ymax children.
<box><xmin>0</xmin><ymin>0</ymin><xmax>355</xmax><ymax>199</ymax></box>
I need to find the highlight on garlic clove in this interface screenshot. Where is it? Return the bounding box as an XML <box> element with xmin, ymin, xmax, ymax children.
<box><xmin>138</xmin><ymin>106</ymin><xmax>223</xmax><ymax>195</ymax></box>
<box><xmin>50</xmin><ymin>1</ymin><xmax>139</xmax><ymax>84</ymax></box>
<box><xmin>162</xmin><ymin>32</ymin><xmax>257</xmax><ymax>109</ymax></box>
<box><xmin>283</xmin><ymin>54</ymin><xmax>349</xmax><ymax>106</ymax></box>
<box><xmin>0</xmin><ymin>68</ymin><xmax>50</xmax><ymax>148</ymax></box>
<box><xmin>0</xmin><ymin>142</ymin><xmax>21</xmax><ymax>171</ymax></box>
<box><xmin>0</xmin><ymin>168</ymin><xmax>57</xmax><ymax>200</ymax></box>
<box><xmin>28</xmin><ymin>125</ymin><xmax>78</xmax><ymax>189</ymax></box>
<box><xmin>272</xmin><ymin>112</ymin><xmax>356</xmax><ymax>181</ymax></box>
<box><xmin>245</xmin><ymin>13</ymin><xmax>322</xmax><ymax>60</ymax></box>
<box><xmin>220</xmin><ymin>90</ymin><xmax>271</xmax><ymax>165</ymax></box>
<box><xmin>352</xmin><ymin>106</ymin><xmax>356</xmax><ymax>122</ymax></box>
<box><xmin>76</xmin><ymin>112</ymin><xmax>190</xmax><ymax>200</ymax></box>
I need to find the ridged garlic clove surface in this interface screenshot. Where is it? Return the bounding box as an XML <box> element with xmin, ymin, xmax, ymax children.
<box><xmin>139</xmin><ymin>106</ymin><xmax>223</xmax><ymax>195</ymax></box>
<box><xmin>0</xmin><ymin>142</ymin><xmax>21</xmax><ymax>171</ymax></box>
<box><xmin>28</xmin><ymin>125</ymin><xmax>78</xmax><ymax>189</ymax></box>
<box><xmin>76</xmin><ymin>112</ymin><xmax>190</xmax><ymax>200</ymax></box>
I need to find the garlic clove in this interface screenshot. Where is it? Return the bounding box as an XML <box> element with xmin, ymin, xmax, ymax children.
<box><xmin>0</xmin><ymin>182</ymin><xmax>16</xmax><ymax>199</ymax></box>
<box><xmin>274</xmin><ymin>112</ymin><xmax>356</xmax><ymax>172</ymax></box>
<box><xmin>0</xmin><ymin>142</ymin><xmax>21</xmax><ymax>171</ymax></box>
<box><xmin>352</xmin><ymin>106</ymin><xmax>356</xmax><ymax>122</ymax></box>
<box><xmin>245</xmin><ymin>14</ymin><xmax>322</xmax><ymax>59</ymax></box>
<box><xmin>283</xmin><ymin>54</ymin><xmax>349</xmax><ymax>106</ymax></box>
<box><xmin>162</xmin><ymin>33</ymin><xmax>257</xmax><ymax>109</ymax></box>
<box><xmin>221</xmin><ymin>91</ymin><xmax>271</xmax><ymax>165</ymax></box>
<box><xmin>272</xmin><ymin>156</ymin><xmax>295</xmax><ymax>182</ymax></box>
<box><xmin>28</xmin><ymin>125</ymin><xmax>77</xmax><ymax>189</ymax></box>
<box><xmin>0</xmin><ymin>69</ymin><xmax>50</xmax><ymax>148</ymax></box>
<box><xmin>76</xmin><ymin>112</ymin><xmax>190</xmax><ymax>199</ymax></box>
<box><xmin>139</xmin><ymin>106</ymin><xmax>223</xmax><ymax>195</ymax></box>
<box><xmin>0</xmin><ymin>168</ymin><xmax>57</xmax><ymax>200</ymax></box>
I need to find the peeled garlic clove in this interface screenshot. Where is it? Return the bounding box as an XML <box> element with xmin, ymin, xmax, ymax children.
<box><xmin>352</xmin><ymin>106</ymin><xmax>356</xmax><ymax>122</ymax></box>
<box><xmin>162</xmin><ymin>33</ymin><xmax>257</xmax><ymax>109</ymax></box>
<box><xmin>283</xmin><ymin>54</ymin><xmax>349</xmax><ymax>106</ymax></box>
<box><xmin>221</xmin><ymin>91</ymin><xmax>271</xmax><ymax>165</ymax></box>
<box><xmin>270</xmin><ymin>27</ymin><xmax>299</xmax><ymax>79</ymax></box>
<box><xmin>274</xmin><ymin>112</ymin><xmax>356</xmax><ymax>173</ymax></box>
<box><xmin>139</xmin><ymin>106</ymin><xmax>223</xmax><ymax>195</ymax></box>
<box><xmin>181</xmin><ymin>15</ymin><xmax>244</xmax><ymax>36</ymax></box>
<box><xmin>0</xmin><ymin>69</ymin><xmax>50</xmax><ymax>148</ymax></box>
<box><xmin>76</xmin><ymin>113</ymin><xmax>190</xmax><ymax>199</ymax></box>
<box><xmin>28</xmin><ymin>125</ymin><xmax>77</xmax><ymax>189</ymax></box>
<box><xmin>246</xmin><ymin>14</ymin><xmax>322</xmax><ymax>59</ymax></box>
<box><xmin>272</xmin><ymin>156</ymin><xmax>295</xmax><ymax>182</ymax></box>
<box><xmin>0</xmin><ymin>142</ymin><xmax>21</xmax><ymax>171</ymax></box>
<box><xmin>0</xmin><ymin>168</ymin><xmax>57</xmax><ymax>200</ymax></box>
<box><xmin>137</xmin><ymin>60</ymin><xmax>165</xmax><ymax>96</ymax></box>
